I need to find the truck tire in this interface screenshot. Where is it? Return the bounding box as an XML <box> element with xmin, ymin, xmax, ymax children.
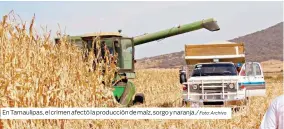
<box><xmin>181</xmin><ymin>100</ymin><xmax>188</xmax><ymax>107</ymax></box>
<box><xmin>133</xmin><ymin>93</ymin><xmax>145</xmax><ymax>105</ymax></box>
<box><xmin>180</xmin><ymin>73</ymin><xmax>187</xmax><ymax>84</ymax></box>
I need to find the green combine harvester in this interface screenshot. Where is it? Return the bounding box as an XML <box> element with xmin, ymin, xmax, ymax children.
<box><xmin>54</xmin><ymin>18</ymin><xmax>220</xmax><ymax>106</ymax></box>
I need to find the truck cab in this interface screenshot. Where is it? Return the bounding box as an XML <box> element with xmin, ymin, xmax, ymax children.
<box><xmin>180</xmin><ymin>42</ymin><xmax>266</xmax><ymax>107</ymax></box>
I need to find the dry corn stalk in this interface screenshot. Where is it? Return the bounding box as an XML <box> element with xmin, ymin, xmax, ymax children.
<box><xmin>0</xmin><ymin>12</ymin><xmax>119</xmax><ymax>129</ymax></box>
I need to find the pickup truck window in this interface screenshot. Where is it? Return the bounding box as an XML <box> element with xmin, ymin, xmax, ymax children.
<box><xmin>191</xmin><ymin>63</ymin><xmax>237</xmax><ymax>77</ymax></box>
<box><xmin>241</xmin><ymin>62</ymin><xmax>262</xmax><ymax>76</ymax></box>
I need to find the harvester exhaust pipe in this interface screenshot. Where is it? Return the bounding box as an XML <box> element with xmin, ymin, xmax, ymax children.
<box><xmin>202</xmin><ymin>19</ymin><xmax>220</xmax><ymax>31</ymax></box>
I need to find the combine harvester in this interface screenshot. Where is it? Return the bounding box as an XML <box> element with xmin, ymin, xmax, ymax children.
<box><xmin>55</xmin><ymin>18</ymin><xmax>220</xmax><ymax>107</ymax></box>
<box><xmin>179</xmin><ymin>41</ymin><xmax>266</xmax><ymax>107</ymax></box>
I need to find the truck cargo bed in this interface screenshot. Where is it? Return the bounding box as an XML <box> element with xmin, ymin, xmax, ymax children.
<box><xmin>184</xmin><ymin>42</ymin><xmax>245</xmax><ymax>65</ymax></box>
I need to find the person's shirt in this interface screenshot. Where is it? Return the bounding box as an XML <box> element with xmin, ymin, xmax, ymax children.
<box><xmin>260</xmin><ymin>94</ymin><xmax>284</xmax><ymax>129</ymax></box>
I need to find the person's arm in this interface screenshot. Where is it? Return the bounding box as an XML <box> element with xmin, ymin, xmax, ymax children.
<box><xmin>260</xmin><ymin>99</ymin><xmax>277</xmax><ymax>129</ymax></box>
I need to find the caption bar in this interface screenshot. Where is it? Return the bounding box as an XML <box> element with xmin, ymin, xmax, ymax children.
<box><xmin>0</xmin><ymin>108</ymin><xmax>231</xmax><ymax>119</ymax></box>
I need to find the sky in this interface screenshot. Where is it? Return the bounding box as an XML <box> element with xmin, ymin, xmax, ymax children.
<box><xmin>0</xmin><ymin>1</ymin><xmax>283</xmax><ymax>59</ymax></box>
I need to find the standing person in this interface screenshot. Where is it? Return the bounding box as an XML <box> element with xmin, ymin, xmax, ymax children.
<box><xmin>260</xmin><ymin>94</ymin><xmax>284</xmax><ymax>129</ymax></box>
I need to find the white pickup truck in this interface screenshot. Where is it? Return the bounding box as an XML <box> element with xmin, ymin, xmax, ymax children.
<box><xmin>179</xmin><ymin>41</ymin><xmax>266</xmax><ymax>107</ymax></box>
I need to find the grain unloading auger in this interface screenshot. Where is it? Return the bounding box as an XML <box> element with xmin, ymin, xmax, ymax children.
<box><xmin>54</xmin><ymin>18</ymin><xmax>220</xmax><ymax>106</ymax></box>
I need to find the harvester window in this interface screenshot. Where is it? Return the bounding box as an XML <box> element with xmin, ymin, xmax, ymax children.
<box><xmin>74</xmin><ymin>39</ymin><xmax>83</xmax><ymax>49</ymax></box>
<box><xmin>120</xmin><ymin>39</ymin><xmax>133</xmax><ymax>70</ymax></box>
<box><xmin>101</xmin><ymin>39</ymin><xmax>116</xmax><ymax>59</ymax></box>
<box><xmin>87</xmin><ymin>40</ymin><xmax>94</xmax><ymax>50</ymax></box>
<box><xmin>108</xmin><ymin>46</ymin><xmax>114</xmax><ymax>55</ymax></box>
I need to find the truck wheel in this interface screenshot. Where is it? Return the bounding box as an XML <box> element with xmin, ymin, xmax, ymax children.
<box><xmin>190</xmin><ymin>102</ymin><xmax>200</xmax><ymax>108</ymax></box>
<box><xmin>133</xmin><ymin>93</ymin><xmax>144</xmax><ymax>105</ymax></box>
<box><xmin>180</xmin><ymin>73</ymin><xmax>187</xmax><ymax>84</ymax></box>
<box><xmin>182</xmin><ymin>100</ymin><xmax>188</xmax><ymax>107</ymax></box>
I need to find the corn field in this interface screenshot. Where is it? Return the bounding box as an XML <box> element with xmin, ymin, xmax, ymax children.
<box><xmin>0</xmin><ymin>13</ymin><xmax>283</xmax><ymax>129</ymax></box>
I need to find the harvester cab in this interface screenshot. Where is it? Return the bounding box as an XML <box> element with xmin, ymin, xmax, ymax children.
<box><xmin>81</xmin><ymin>32</ymin><xmax>135</xmax><ymax>75</ymax></box>
<box><xmin>54</xmin><ymin>18</ymin><xmax>221</xmax><ymax>107</ymax></box>
<box><xmin>80</xmin><ymin>32</ymin><xmax>140</xmax><ymax>106</ymax></box>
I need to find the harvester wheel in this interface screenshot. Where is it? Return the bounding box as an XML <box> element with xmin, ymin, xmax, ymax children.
<box><xmin>133</xmin><ymin>93</ymin><xmax>145</xmax><ymax>105</ymax></box>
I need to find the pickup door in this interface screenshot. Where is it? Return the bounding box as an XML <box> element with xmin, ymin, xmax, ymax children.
<box><xmin>239</xmin><ymin>62</ymin><xmax>266</xmax><ymax>97</ymax></box>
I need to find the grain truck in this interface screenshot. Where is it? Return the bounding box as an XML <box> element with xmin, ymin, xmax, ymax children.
<box><xmin>55</xmin><ymin>18</ymin><xmax>220</xmax><ymax>106</ymax></box>
<box><xmin>179</xmin><ymin>41</ymin><xmax>266</xmax><ymax>107</ymax></box>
